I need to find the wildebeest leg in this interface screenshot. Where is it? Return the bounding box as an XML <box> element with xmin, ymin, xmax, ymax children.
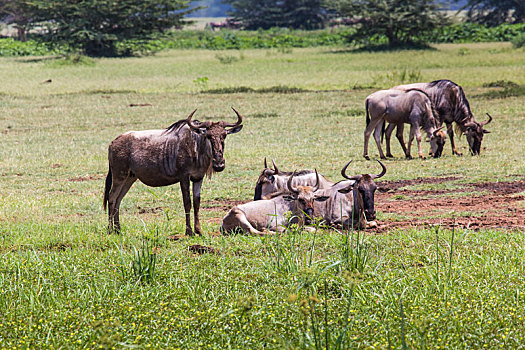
<box><xmin>192</xmin><ymin>180</ymin><xmax>203</xmax><ymax>236</ymax></box>
<box><xmin>447</xmin><ymin>122</ymin><xmax>462</xmax><ymax>156</ymax></box>
<box><xmin>384</xmin><ymin>123</ymin><xmax>397</xmax><ymax>158</ymax></box>
<box><xmin>180</xmin><ymin>178</ymin><xmax>194</xmax><ymax>236</ymax></box>
<box><xmin>108</xmin><ymin>173</ymin><xmax>136</xmax><ymax>233</ymax></box>
<box><xmin>221</xmin><ymin>207</ymin><xmax>268</xmax><ymax>236</ymax></box>
<box><xmin>364</xmin><ymin>117</ymin><xmax>385</xmax><ymax>160</ymax></box>
<box><xmin>395</xmin><ymin>124</ymin><xmax>409</xmax><ymax>158</ymax></box>
<box><xmin>407</xmin><ymin>125</ymin><xmax>418</xmax><ymax>159</ymax></box>
<box><xmin>414</xmin><ymin>127</ymin><xmax>425</xmax><ymax>159</ymax></box>
<box><xmin>372</xmin><ymin>124</ymin><xmax>387</xmax><ymax>159</ymax></box>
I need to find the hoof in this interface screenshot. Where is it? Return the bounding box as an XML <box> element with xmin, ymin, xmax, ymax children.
<box><xmin>364</xmin><ymin>155</ymin><xmax>370</xmax><ymax>160</ymax></box>
<box><xmin>386</xmin><ymin>154</ymin><xmax>394</xmax><ymax>158</ymax></box>
<box><xmin>365</xmin><ymin>221</ymin><xmax>378</xmax><ymax>229</ymax></box>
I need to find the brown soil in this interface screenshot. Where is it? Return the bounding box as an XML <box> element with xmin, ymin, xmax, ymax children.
<box><xmin>374</xmin><ymin>177</ymin><xmax>525</xmax><ymax>232</ymax></box>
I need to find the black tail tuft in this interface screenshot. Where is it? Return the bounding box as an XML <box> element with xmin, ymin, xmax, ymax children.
<box><xmin>103</xmin><ymin>167</ymin><xmax>112</xmax><ymax>211</ymax></box>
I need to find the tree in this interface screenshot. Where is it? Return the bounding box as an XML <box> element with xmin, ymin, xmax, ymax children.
<box><xmin>224</xmin><ymin>0</ymin><xmax>327</xmax><ymax>30</ymax></box>
<box><xmin>325</xmin><ymin>0</ymin><xmax>447</xmax><ymax>47</ymax></box>
<box><xmin>28</xmin><ymin>0</ymin><xmax>199</xmax><ymax>56</ymax></box>
<box><xmin>0</xmin><ymin>0</ymin><xmax>37</xmax><ymax>41</ymax></box>
<box><xmin>458</xmin><ymin>0</ymin><xmax>525</xmax><ymax>26</ymax></box>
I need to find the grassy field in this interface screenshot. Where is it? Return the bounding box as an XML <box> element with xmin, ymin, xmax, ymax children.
<box><xmin>0</xmin><ymin>42</ymin><xmax>524</xmax><ymax>349</ymax></box>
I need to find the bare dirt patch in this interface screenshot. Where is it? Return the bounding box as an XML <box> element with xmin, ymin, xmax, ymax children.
<box><xmin>374</xmin><ymin>177</ymin><xmax>525</xmax><ymax>232</ymax></box>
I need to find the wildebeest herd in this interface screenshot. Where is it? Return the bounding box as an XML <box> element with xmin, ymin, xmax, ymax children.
<box><xmin>103</xmin><ymin>79</ymin><xmax>493</xmax><ymax>235</ymax></box>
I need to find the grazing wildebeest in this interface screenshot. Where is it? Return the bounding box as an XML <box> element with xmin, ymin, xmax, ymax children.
<box><xmin>221</xmin><ymin>171</ymin><xmax>329</xmax><ymax>235</ymax></box>
<box><xmin>314</xmin><ymin>160</ymin><xmax>386</xmax><ymax>229</ymax></box>
<box><xmin>254</xmin><ymin>158</ymin><xmax>334</xmax><ymax>200</ymax></box>
<box><xmin>363</xmin><ymin>89</ymin><xmax>446</xmax><ymax>160</ymax></box>
<box><xmin>103</xmin><ymin>108</ymin><xmax>243</xmax><ymax>235</ymax></box>
<box><xmin>392</xmin><ymin>80</ymin><xmax>492</xmax><ymax>155</ymax></box>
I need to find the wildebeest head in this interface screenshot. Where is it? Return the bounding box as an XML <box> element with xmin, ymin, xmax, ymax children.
<box><xmin>463</xmin><ymin>113</ymin><xmax>492</xmax><ymax>155</ymax></box>
<box><xmin>338</xmin><ymin>160</ymin><xmax>386</xmax><ymax>221</ymax></box>
<box><xmin>254</xmin><ymin>158</ymin><xmax>280</xmax><ymax>200</ymax></box>
<box><xmin>285</xmin><ymin>170</ymin><xmax>329</xmax><ymax>225</ymax></box>
<box><xmin>186</xmin><ymin>107</ymin><xmax>243</xmax><ymax>172</ymax></box>
<box><xmin>430</xmin><ymin>127</ymin><xmax>447</xmax><ymax>158</ymax></box>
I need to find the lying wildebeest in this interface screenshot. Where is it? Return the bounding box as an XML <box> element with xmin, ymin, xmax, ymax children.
<box><xmin>254</xmin><ymin>158</ymin><xmax>334</xmax><ymax>200</ymax></box>
<box><xmin>253</xmin><ymin>158</ymin><xmax>386</xmax><ymax>229</ymax></box>
<box><xmin>221</xmin><ymin>171</ymin><xmax>329</xmax><ymax>235</ymax></box>
<box><xmin>392</xmin><ymin>79</ymin><xmax>492</xmax><ymax>155</ymax></box>
<box><xmin>314</xmin><ymin>160</ymin><xmax>386</xmax><ymax>229</ymax></box>
<box><xmin>363</xmin><ymin>89</ymin><xmax>446</xmax><ymax>160</ymax></box>
<box><xmin>103</xmin><ymin>108</ymin><xmax>243</xmax><ymax>235</ymax></box>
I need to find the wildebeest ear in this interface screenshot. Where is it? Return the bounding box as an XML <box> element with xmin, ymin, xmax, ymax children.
<box><xmin>483</xmin><ymin>129</ymin><xmax>490</xmax><ymax>134</ymax></box>
<box><xmin>314</xmin><ymin>196</ymin><xmax>329</xmax><ymax>202</ymax></box>
<box><xmin>227</xmin><ymin>125</ymin><xmax>243</xmax><ymax>134</ymax></box>
<box><xmin>191</xmin><ymin>127</ymin><xmax>207</xmax><ymax>135</ymax></box>
<box><xmin>338</xmin><ymin>185</ymin><xmax>353</xmax><ymax>194</ymax></box>
<box><xmin>283</xmin><ymin>194</ymin><xmax>296</xmax><ymax>201</ymax></box>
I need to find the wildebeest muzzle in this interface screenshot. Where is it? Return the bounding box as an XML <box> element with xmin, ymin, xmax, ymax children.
<box><xmin>304</xmin><ymin>207</ymin><xmax>315</xmax><ymax>224</ymax></box>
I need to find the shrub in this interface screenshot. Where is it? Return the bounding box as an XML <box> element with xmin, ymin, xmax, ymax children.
<box><xmin>511</xmin><ymin>33</ymin><xmax>525</xmax><ymax>48</ymax></box>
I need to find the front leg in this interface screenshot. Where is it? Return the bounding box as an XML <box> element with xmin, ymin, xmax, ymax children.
<box><xmin>192</xmin><ymin>179</ymin><xmax>203</xmax><ymax>236</ymax></box>
<box><xmin>180</xmin><ymin>178</ymin><xmax>193</xmax><ymax>236</ymax></box>
<box><xmin>447</xmin><ymin>122</ymin><xmax>462</xmax><ymax>156</ymax></box>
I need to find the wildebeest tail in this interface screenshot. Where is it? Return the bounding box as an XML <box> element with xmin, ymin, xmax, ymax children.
<box><xmin>103</xmin><ymin>166</ymin><xmax>112</xmax><ymax>211</ymax></box>
<box><xmin>380</xmin><ymin>120</ymin><xmax>386</xmax><ymax>143</ymax></box>
<box><xmin>365</xmin><ymin>99</ymin><xmax>370</xmax><ymax>126</ymax></box>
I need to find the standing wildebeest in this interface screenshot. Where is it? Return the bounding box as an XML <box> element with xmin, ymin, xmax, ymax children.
<box><xmin>392</xmin><ymin>80</ymin><xmax>492</xmax><ymax>155</ymax></box>
<box><xmin>363</xmin><ymin>89</ymin><xmax>446</xmax><ymax>160</ymax></box>
<box><xmin>103</xmin><ymin>108</ymin><xmax>243</xmax><ymax>235</ymax></box>
<box><xmin>221</xmin><ymin>171</ymin><xmax>329</xmax><ymax>235</ymax></box>
<box><xmin>254</xmin><ymin>158</ymin><xmax>335</xmax><ymax>200</ymax></box>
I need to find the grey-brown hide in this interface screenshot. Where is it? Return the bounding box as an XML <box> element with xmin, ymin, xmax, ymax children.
<box><xmin>253</xmin><ymin>158</ymin><xmax>334</xmax><ymax>200</ymax></box>
<box><xmin>222</xmin><ymin>171</ymin><xmax>329</xmax><ymax>235</ymax></box>
<box><xmin>103</xmin><ymin>107</ymin><xmax>243</xmax><ymax>235</ymax></box>
<box><xmin>314</xmin><ymin>160</ymin><xmax>386</xmax><ymax>228</ymax></box>
<box><xmin>363</xmin><ymin>89</ymin><xmax>446</xmax><ymax>160</ymax></box>
<box><xmin>392</xmin><ymin>80</ymin><xmax>492</xmax><ymax>155</ymax></box>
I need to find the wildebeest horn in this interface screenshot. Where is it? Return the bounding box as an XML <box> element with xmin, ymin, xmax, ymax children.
<box><xmin>464</xmin><ymin>121</ymin><xmax>476</xmax><ymax>128</ymax></box>
<box><xmin>264</xmin><ymin>157</ymin><xmax>268</xmax><ymax>169</ymax></box>
<box><xmin>481</xmin><ymin>113</ymin><xmax>493</xmax><ymax>126</ymax></box>
<box><xmin>223</xmin><ymin>107</ymin><xmax>243</xmax><ymax>128</ymax></box>
<box><xmin>372</xmin><ymin>160</ymin><xmax>387</xmax><ymax>179</ymax></box>
<box><xmin>313</xmin><ymin>169</ymin><xmax>320</xmax><ymax>192</ymax></box>
<box><xmin>341</xmin><ymin>160</ymin><xmax>362</xmax><ymax>181</ymax></box>
<box><xmin>186</xmin><ymin>109</ymin><xmax>201</xmax><ymax>131</ymax></box>
<box><xmin>433</xmin><ymin>126</ymin><xmax>445</xmax><ymax>137</ymax></box>
<box><xmin>287</xmin><ymin>170</ymin><xmax>299</xmax><ymax>194</ymax></box>
<box><xmin>272</xmin><ymin>159</ymin><xmax>279</xmax><ymax>173</ymax></box>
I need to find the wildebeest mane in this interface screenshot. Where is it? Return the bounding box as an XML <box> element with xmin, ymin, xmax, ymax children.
<box><xmin>428</xmin><ymin>79</ymin><xmax>473</xmax><ymax>131</ymax></box>
<box><xmin>165</xmin><ymin>119</ymin><xmax>204</xmax><ymax>133</ymax></box>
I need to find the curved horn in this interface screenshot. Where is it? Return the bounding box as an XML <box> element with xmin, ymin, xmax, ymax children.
<box><xmin>264</xmin><ymin>157</ymin><xmax>268</xmax><ymax>169</ymax></box>
<box><xmin>186</xmin><ymin>109</ymin><xmax>200</xmax><ymax>131</ymax></box>
<box><xmin>481</xmin><ymin>113</ymin><xmax>493</xmax><ymax>126</ymax></box>
<box><xmin>287</xmin><ymin>170</ymin><xmax>299</xmax><ymax>194</ymax></box>
<box><xmin>223</xmin><ymin>107</ymin><xmax>243</xmax><ymax>128</ymax></box>
<box><xmin>372</xmin><ymin>160</ymin><xmax>387</xmax><ymax>179</ymax></box>
<box><xmin>463</xmin><ymin>121</ymin><xmax>476</xmax><ymax>128</ymax></box>
<box><xmin>271</xmin><ymin>159</ymin><xmax>279</xmax><ymax>174</ymax></box>
<box><xmin>341</xmin><ymin>160</ymin><xmax>362</xmax><ymax>181</ymax></box>
<box><xmin>433</xmin><ymin>126</ymin><xmax>445</xmax><ymax>137</ymax></box>
<box><xmin>313</xmin><ymin>169</ymin><xmax>320</xmax><ymax>192</ymax></box>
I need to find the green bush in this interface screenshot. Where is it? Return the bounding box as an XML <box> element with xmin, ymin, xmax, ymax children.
<box><xmin>511</xmin><ymin>33</ymin><xmax>525</xmax><ymax>48</ymax></box>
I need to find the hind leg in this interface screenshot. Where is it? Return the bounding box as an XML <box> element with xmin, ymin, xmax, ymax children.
<box><xmin>108</xmin><ymin>173</ymin><xmax>136</xmax><ymax>233</ymax></box>
<box><xmin>385</xmin><ymin>123</ymin><xmax>396</xmax><ymax>158</ymax></box>
<box><xmin>364</xmin><ymin>117</ymin><xmax>385</xmax><ymax>160</ymax></box>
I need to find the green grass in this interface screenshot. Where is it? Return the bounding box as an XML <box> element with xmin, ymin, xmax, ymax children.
<box><xmin>1</xmin><ymin>42</ymin><xmax>525</xmax><ymax>348</ymax></box>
